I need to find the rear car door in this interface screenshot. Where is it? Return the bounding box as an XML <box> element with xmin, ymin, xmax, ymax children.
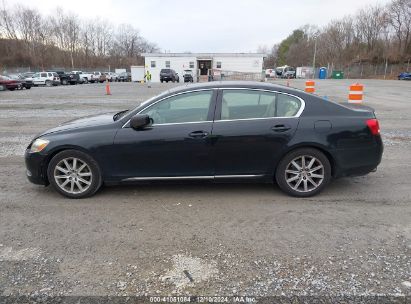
<box><xmin>212</xmin><ymin>89</ymin><xmax>303</xmax><ymax>177</ymax></box>
<box><xmin>110</xmin><ymin>90</ymin><xmax>217</xmax><ymax>180</ymax></box>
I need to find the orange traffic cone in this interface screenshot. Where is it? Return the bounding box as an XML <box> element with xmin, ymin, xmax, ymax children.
<box><xmin>105</xmin><ymin>80</ymin><xmax>111</xmax><ymax>95</ymax></box>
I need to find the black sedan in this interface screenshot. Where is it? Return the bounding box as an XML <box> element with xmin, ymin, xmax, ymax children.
<box><xmin>25</xmin><ymin>81</ymin><xmax>383</xmax><ymax>199</ymax></box>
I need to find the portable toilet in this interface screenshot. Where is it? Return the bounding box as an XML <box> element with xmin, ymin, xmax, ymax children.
<box><xmin>319</xmin><ymin>67</ymin><xmax>327</xmax><ymax>79</ymax></box>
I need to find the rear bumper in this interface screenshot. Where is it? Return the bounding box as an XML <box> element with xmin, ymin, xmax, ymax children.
<box><xmin>25</xmin><ymin>150</ymin><xmax>48</xmax><ymax>185</ymax></box>
<box><xmin>333</xmin><ymin>136</ymin><xmax>383</xmax><ymax>177</ymax></box>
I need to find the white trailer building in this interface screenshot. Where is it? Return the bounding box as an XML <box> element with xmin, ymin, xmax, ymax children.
<box><xmin>141</xmin><ymin>53</ymin><xmax>265</xmax><ymax>83</ymax></box>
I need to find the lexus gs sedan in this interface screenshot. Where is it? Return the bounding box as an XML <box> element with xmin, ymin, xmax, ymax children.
<box><xmin>25</xmin><ymin>81</ymin><xmax>383</xmax><ymax>199</ymax></box>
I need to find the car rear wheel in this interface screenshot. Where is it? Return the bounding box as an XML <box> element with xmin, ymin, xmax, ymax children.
<box><xmin>47</xmin><ymin>150</ymin><xmax>102</xmax><ymax>199</ymax></box>
<box><xmin>45</xmin><ymin>80</ymin><xmax>52</xmax><ymax>87</ymax></box>
<box><xmin>275</xmin><ymin>148</ymin><xmax>331</xmax><ymax>197</ymax></box>
<box><xmin>62</xmin><ymin>79</ymin><xmax>68</xmax><ymax>85</ymax></box>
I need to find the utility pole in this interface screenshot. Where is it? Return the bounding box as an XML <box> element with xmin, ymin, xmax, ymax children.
<box><xmin>312</xmin><ymin>38</ymin><xmax>317</xmax><ymax>79</ymax></box>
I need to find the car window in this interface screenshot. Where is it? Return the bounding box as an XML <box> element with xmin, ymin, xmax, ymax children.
<box><xmin>276</xmin><ymin>93</ymin><xmax>301</xmax><ymax>117</ymax></box>
<box><xmin>221</xmin><ymin>90</ymin><xmax>301</xmax><ymax>120</ymax></box>
<box><xmin>41</xmin><ymin>73</ymin><xmax>47</xmax><ymax>77</ymax></box>
<box><xmin>221</xmin><ymin>90</ymin><xmax>277</xmax><ymax>120</ymax></box>
<box><xmin>140</xmin><ymin>91</ymin><xmax>213</xmax><ymax>125</ymax></box>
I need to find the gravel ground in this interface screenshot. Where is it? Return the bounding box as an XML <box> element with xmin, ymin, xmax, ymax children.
<box><xmin>0</xmin><ymin>80</ymin><xmax>410</xmax><ymax>302</ymax></box>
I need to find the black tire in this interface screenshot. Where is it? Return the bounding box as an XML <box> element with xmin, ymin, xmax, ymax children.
<box><xmin>47</xmin><ymin>149</ymin><xmax>102</xmax><ymax>199</ymax></box>
<box><xmin>83</xmin><ymin>78</ymin><xmax>88</xmax><ymax>84</ymax></box>
<box><xmin>275</xmin><ymin>148</ymin><xmax>331</xmax><ymax>197</ymax></box>
<box><xmin>62</xmin><ymin>79</ymin><xmax>68</xmax><ymax>85</ymax></box>
<box><xmin>160</xmin><ymin>80</ymin><xmax>163</xmax><ymax>83</ymax></box>
<box><xmin>26</xmin><ymin>86</ymin><xmax>31</xmax><ymax>89</ymax></box>
<box><xmin>45</xmin><ymin>80</ymin><xmax>52</xmax><ymax>87</ymax></box>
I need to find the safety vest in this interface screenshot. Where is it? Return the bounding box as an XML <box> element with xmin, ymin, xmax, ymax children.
<box><xmin>146</xmin><ymin>71</ymin><xmax>151</xmax><ymax>81</ymax></box>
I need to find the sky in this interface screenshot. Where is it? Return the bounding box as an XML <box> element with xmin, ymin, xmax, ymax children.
<box><xmin>7</xmin><ymin>0</ymin><xmax>392</xmax><ymax>53</ymax></box>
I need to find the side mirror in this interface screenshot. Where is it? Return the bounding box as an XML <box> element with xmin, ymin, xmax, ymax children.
<box><xmin>130</xmin><ymin>114</ymin><xmax>151</xmax><ymax>130</ymax></box>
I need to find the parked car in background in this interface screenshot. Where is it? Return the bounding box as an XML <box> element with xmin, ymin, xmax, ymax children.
<box><xmin>160</xmin><ymin>69</ymin><xmax>179</xmax><ymax>83</ymax></box>
<box><xmin>6</xmin><ymin>74</ymin><xmax>34</xmax><ymax>89</ymax></box>
<box><xmin>67</xmin><ymin>72</ymin><xmax>81</xmax><ymax>84</ymax></box>
<box><xmin>398</xmin><ymin>72</ymin><xmax>411</xmax><ymax>80</ymax></box>
<box><xmin>265</xmin><ymin>68</ymin><xmax>276</xmax><ymax>78</ymax></box>
<box><xmin>104</xmin><ymin>72</ymin><xmax>118</xmax><ymax>82</ymax></box>
<box><xmin>21</xmin><ymin>72</ymin><xmax>36</xmax><ymax>79</ymax></box>
<box><xmin>28</xmin><ymin>72</ymin><xmax>60</xmax><ymax>86</ymax></box>
<box><xmin>182</xmin><ymin>70</ymin><xmax>194</xmax><ymax>83</ymax></box>
<box><xmin>24</xmin><ymin>81</ymin><xmax>383</xmax><ymax>199</ymax></box>
<box><xmin>117</xmin><ymin>72</ymin><xmax>131</xmax><ymax>82</ymax></box>
<box><xmin>91</xmin><ymin>72</ymin><xmax>106</xmax><ymax>83</ymax></box>
<box><xmin>47</xmin><ymin>71</ymin><xmax>71</xmax><ymax>85</ymax></box>
<box><xmin>71</xmin><ymin>71</ymin><xmax>93</xmax><ymax>84</ymax></box>
<box><xmin>281</xmin><ymin>67</ymin><xmax>296</xmax><ymax>79</ymax></box>
<box><xmin>0</xmin><ymin>75</ymin><xmax>21</xmax><ymax>91</ymax></box>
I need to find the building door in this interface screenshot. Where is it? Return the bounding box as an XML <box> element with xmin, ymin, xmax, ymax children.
<box><xmin>197</xmin><ymin>60</ymin><xmax>212</xmax><ymax>82</ymax></box>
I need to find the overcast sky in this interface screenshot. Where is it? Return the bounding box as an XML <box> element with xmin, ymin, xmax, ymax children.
<box><xmin>8</xmin><ymin>0</ymin><xmax>392</xmax><ymax>52</ymax></box>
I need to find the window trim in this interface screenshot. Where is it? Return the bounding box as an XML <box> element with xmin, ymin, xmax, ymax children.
<box><xmin>122</xmin><ymin>88</ymin><xmax>305</xmax><ymax>128</ymax></box>
<box><xmin>216</xmin><ymin>61</ymin><xmax>222</xmax><ymax>69</ymax></box>
<box><xmin>122</xmin><ymin>89</ymin><xmax>217</xmax><ymax>128</ymax></box>
<box><xmin>165</xmin><ymin>60</ymin><xmax>170</xmax><ymax>68</ymax></box>
<box><xmin>189</xmin><ymin>61</ymin><xmax>194</xmax><ymax>69</ymax></box>
<box><xmin>215</xmin><ymin>88</ymin><xmax>305</xmax><ymax>122</ymax></box>
<box><xmin>150</xmin><ymin>61</ymin><xmax>156</xmax><ymax>68</ymax></box>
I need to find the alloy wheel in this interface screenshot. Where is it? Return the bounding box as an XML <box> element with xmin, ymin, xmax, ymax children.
<box><xmin>285</xmin><ymin>155</ymin><xmax>324</xmax><ymax>193</ymax></box>
<box><xmin>53</xmin><ymin>157</ymin><xmax>93</xmax><ymax>194</ymax></box>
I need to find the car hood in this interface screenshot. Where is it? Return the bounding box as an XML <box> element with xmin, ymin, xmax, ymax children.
<box><xmin>37</xmin><ymin>113</ymin><xmax>116</xmax><ymax>137</ymax></box>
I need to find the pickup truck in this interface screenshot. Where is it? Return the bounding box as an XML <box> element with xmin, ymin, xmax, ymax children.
<box><xmin>91</xmin><ymin>72</ymin><xmax>107</xmax><ymax>83</ymax></box>
<box><xmin>71</xmin><ymin>71</ymin><xmax>93</xmax><ymax>84</ymax></box>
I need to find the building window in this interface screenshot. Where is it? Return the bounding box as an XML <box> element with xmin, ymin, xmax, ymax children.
<box><xmin>216</xmin><ymin>61</ymin><xmax>222</xmax><ymax>69</ymax></box>
<box><xmin>150</xmin><ymin>61</ymin><xmax>156</xmax><ymax>68</ymax></box>
<box><xmin>165</xmin><ymin>61</ymin><xmax>170</xmax><ymax>68</ymax></box>
<box><xmin>189</xmin><ymin>61</ymin><xmax>194</xmax><ymax>68</ymax></box>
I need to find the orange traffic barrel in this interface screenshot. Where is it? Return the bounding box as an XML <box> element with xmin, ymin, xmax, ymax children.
<box><xmin>348</xmin><ymin>83</ymin><xmax>363</xmax><ymax>103</ymax></box>
<box><xmin>305</xmin><ymin>80</ymin><xmax>315</xmax><ymax>93</ymax></box>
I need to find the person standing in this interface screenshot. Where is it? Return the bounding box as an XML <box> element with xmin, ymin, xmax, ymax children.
<box><xmin>145</xmin><ymin>70</ymin><xmax>152</xmax><ymax>88</ymax></box>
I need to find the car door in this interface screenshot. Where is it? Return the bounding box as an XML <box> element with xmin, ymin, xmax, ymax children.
<box><xmin>32</xmin><ymin>73</ymin><xmax>42</xmax><ymax>85</ymax></box>
<box><xmin>110</xmin><ymin>90</ymin><xmax>217</xmax><ymax>180</ymax></box>
<box><xmin>211</xmin><ymin>89</ymin><xmax>303</xmax><ymax>177</ymax></box>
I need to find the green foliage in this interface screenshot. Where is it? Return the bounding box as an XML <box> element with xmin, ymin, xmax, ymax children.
<box><xmin>277</xmin><ymin>29</ymin><xmax>305</xmax><ymax>65</ymax></box>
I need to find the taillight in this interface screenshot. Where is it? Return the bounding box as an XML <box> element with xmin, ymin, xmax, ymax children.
<box><xmin>366</xmin><ymin>119</ymin><xmax>380</xmax><ymax>135</ymax></box>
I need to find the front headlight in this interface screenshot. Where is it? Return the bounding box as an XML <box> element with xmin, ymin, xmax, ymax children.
<box><xmin>29</xmin><ymin>138</ymin><xmax>49</xmax><ymax>153</ymax></box>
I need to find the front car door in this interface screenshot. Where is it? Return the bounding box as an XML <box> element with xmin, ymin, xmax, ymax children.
<box><xmin>110</xmin><ymin>89</ymin><xmax>217</xmax><ymax>180</ymax></box>
<box><xmin>211</xmin><ymin>88</ymin><xmax>304</xmax><ymax>177</ymax></box>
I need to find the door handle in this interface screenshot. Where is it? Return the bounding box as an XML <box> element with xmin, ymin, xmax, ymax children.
<box><xmin>271</xmin><ymin>124</ymin><xmax>291</xmax><ymax>132</ymax></box>
<box><xmin>189</xmin><ymin>131</ymin><xmax>209</xmax><ymax>138</ymax></box>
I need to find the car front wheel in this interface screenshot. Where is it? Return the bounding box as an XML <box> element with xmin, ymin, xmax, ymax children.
<box><xmin>47</xmin><ymin>150</ymin><xmax>102</xmax><ymax>199</ymax></box>
<box><xmin>275</xmin><ymin>148</ymin><xmax>331</xmax><ymax>197</ymax></box>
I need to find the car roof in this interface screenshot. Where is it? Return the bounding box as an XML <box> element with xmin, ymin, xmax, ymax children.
<box><xmin>164</xmin><ymin>81</ymin><xmax>307</xmax><ymax>97</ymax></box>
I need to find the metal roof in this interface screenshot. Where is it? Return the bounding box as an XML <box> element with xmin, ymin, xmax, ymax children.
<box><xmin>142</xmin><ymin>53</ymin><xmax>266</xmax><ymax>58</ymax></box>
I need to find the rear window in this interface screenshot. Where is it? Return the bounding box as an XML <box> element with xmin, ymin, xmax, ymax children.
<box><xmin>161</xmin><ymin>69</ymin><xmax>171</xmax><ymax>73</ymax></box>
<box><xmin>221</xmin><ymin>90</ymin><xmax>302</xmax><ymax>120</ymax></box>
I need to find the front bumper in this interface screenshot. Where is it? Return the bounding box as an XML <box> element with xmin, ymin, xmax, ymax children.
<box><xmin>24</xmin><ymin>150</ymin><xmax>49</xmax><ymax>185</ymax></box>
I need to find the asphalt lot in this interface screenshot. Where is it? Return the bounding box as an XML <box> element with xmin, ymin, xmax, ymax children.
<box><xmin>0</xmin><ymin>80</ymin><xmax>410</xmax><ymax>299</ymax></box>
